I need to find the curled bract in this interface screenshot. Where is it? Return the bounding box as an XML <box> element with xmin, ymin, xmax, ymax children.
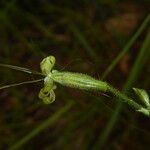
<box><xmin>39</xmin><ymin>56</ymin><xmax>56</xmax><ymax>104</ymax></box>
<box><xmin>39</xmin><ymin>87</ymin><xmax>55</xmax><ymax>104</ymax></box>
<box><xmin>40</xmin><ymin>56</ymin><xmax>55</xmax><ymax>75</ymax></box>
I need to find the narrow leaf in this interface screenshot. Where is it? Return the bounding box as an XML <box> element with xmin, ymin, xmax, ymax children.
<box><xmin>133</xmin><ymin>88</ymin><xmax>150</xmax><ymax>107</ymax></box>
<box><xmin>0</xmin><ymin>63</ymin><xmax>43</xmax><ymax>76</ymax></box>
<box><xmin>0</xmin><ymin>79</ymin><xmax>44</xmax><ymax>90</ymax></box>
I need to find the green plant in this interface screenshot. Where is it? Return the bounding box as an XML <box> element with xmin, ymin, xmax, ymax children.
<box><xmin>1</xmin><ymin>55</ymin><xmax>149</xmax><ymax>117</ymax></box>
<box><xmin>38</xmin><ymin>56</ymin><xmax>150</xmax><ymax>116</ymax></box>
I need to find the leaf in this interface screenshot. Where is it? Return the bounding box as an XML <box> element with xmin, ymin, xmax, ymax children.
<box><xmin>0</xmin><ymin>63</ymin><xmax>43</xmax><ymax>76</ymax></box>
<box><xmin>133</xmin><ymin>88</ymin><xmax>150</xmax><ymax>107</ymax></box>
<box><xmin>0</xmin><ymin>79</ymin><xmax>43</xmax><ymax>90</ymax></box>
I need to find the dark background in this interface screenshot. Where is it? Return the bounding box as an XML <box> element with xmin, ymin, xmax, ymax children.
<box><xmin>0</xmin><ymin>0</ymin><xmax>150</xmax><ymax>149</ymax></box>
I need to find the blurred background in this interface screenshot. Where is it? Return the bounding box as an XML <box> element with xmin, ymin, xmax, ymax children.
<box><xmin>0</xmin><ymin>0</ymin><xmax>150</xmax><ymax>149</ymax></box>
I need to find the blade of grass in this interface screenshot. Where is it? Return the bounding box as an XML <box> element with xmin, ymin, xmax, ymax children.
<box><xmin>0</xmin><ymin>63</ymin><xmax>43</xmax><ymax>76</ymax></box>
<box><xmin>0</xmin><ymin>79</ymin><xmax>44</xmax><ymax>90</ymax></box>
<box><xmin>102</xmin><ymin>15</ymin><xmax>150</xmax><ymax>79</ymax></box>
<box><xmin>94</xmin><ymin>28</ymin><xmax>150</xmax><ymax>149</ymax></box>
<box><xmin>9</xmin><ymin>101</ymin><xmax>74</xmax><ymax>150</ymax></box>
<box><xmin>69</xmin><ymin>24</ymin><xmax>99</xmax><ymax>62</ymax></box>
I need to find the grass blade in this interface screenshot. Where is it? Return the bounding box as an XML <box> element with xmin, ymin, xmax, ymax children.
<box><xmin>9</xmin><ymin>101</ymin><xmax>74</xmax><ymax>150</ymax></box>
<box><xmin>0</xmin><ymin>79</ymin><xmax>44</xmax><ymax>90</ymax></box>
<box><xmin>93</xmin><ymin>24</ymin><xmax>150</xmax><ymax>149</ymax></box>
<box><xmin>102</xmin><ymin>15</ymin><xmax>150</xmax><ymax>79</ymax></box>
<box><xmin>0</xmin><ymin>63</ymin><xmax>43</xmax><ymax>76</ymax></box>
<box><xmin>69</xmin><ymin>24</ymin><xmax>99</xmax><ymax>61</ymax></box>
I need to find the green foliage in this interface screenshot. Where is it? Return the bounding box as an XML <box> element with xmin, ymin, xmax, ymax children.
<box><xmin>0</xmin><ymin>1</ymin><xmax>150</xmax><ymax>149</ymax></box>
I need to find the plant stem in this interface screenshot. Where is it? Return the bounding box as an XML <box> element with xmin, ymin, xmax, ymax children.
<box><xmin>108</xmin><ymin>85</ymin><xmax>140</xmax><ymax>109</ymax></box>
<box><xmin>107</xmin><ymin>85</ymin><xmax>149</xmax><ymax>116</ymax></box>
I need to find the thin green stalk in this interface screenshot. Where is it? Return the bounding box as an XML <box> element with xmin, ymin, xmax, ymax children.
<box><xmin>0</xmin><ymin>79</ymin><xmax>44</xmax><ymax>90</ymax></box>
<box><xmin>102</xmin><ymin>15</ymin><xmax>150</xmax><ymax>79</ymax></box>
<box><xmin>125</xmin><ymin>28</ymin><xmax>150</xmax><ymax>85</ymax></box>
<box><xmin>0</xmin><ymin>63</ymin><xmax>43</xmax><ymax>76</ymax></box>
<box><xmin>93</xmin><ymin>28</ymin><xmax>150</xmax><ymax>149</ymax></box>
<box><xmin>9</xmin><ymin>101</ymin><xmax>74</xmax><ymax>150</ymax></box>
